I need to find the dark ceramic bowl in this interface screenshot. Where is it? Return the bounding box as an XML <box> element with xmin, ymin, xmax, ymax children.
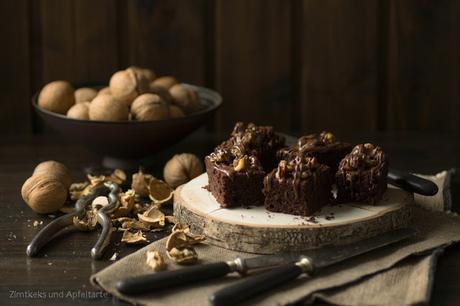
<box><xmin>32</xmin><ymin>84</ymin><xmax>222</xmax><ymax>168</ymax></box>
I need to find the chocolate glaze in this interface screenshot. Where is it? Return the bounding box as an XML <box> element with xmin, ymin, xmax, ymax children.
<box><xmin>277</xmin><ymin>131</ymin><xmax>352</xmax><ymax>174</ymax></box>
<box><xmin>336</xmin><ymin>143</ymin><xmax>388</xmax><ymax>204</ymax></box>
<box><xmin>263</xmin><ymin>156</ymin><xmax>332</xmax><ymax>216</ymax></box>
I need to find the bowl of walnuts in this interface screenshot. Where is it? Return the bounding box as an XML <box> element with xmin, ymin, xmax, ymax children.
<box><xmin>32</xmin><ymin>66</ymin><xmax>222</xmax><ymax>166</ymax></box>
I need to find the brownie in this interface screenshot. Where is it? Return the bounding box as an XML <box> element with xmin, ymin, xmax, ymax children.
<box><xmin>336</xmin><ymin>143</ymin><xmax>388</xmax><ymax>204</ymax></box>
<box><xmin>205</xmin><ymin>122</ymin><xmax>285</xmax><ymax>208</ymax></box>
<box><xmin>278</xmin><ymin>131</ymin><xmax>352</xmax><ymax>173</ymax></box>
<box><xmin>263</xmin><ymin>156</ymin><xmax>332</xmax><ymax>216</ymax></box>
<box><xmin>205</xmin><ymin>149</ymin><xmax>265</xmax><ymax>208</ymax></box>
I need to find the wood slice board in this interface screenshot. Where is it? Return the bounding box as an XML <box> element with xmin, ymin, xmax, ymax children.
<box><xmin>174</xmin><ymin>173</ymin><xmax>414</xmax><ymax>254</ymax></box>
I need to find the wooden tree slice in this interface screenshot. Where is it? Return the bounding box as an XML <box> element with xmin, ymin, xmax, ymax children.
<box><xmin>174</xmin><ymin>173</ymin><xmax>413</xmax><ymax>254</ymax></box>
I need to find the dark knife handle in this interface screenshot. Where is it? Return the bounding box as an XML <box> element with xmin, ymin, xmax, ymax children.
<box><xmin>117</xmin><ymin>262</ymin><xmax>232</xmax><ymax>294</ymax></box>
<box><xmin>388</xmin><ymin>168</ymin><xmax>438</xmax><ymax>196</ymax></box>
<box><xmin>209</xmin><ymin>263</ymin><xmax>304</xmax><ymax>306</ymax></box>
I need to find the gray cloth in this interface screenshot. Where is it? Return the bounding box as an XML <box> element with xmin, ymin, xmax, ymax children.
<box><xmin>90</xmin><ymin>171</ymin><xmax>458</xmax><ymax>306</ymax></box>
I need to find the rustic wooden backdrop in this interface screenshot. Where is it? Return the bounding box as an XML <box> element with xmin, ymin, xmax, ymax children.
<box><xmin>1</xmin><ymin>0</ymin><xmax>459</xmax><ymax>135</ymax></box>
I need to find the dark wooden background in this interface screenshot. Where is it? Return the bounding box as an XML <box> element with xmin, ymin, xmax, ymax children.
<box><xmin>1</xmin><ymin>0</ymin><xmax>459</xmax><ymax>135</ymax></box>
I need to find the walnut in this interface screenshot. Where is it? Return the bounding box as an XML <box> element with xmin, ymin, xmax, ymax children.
<box><xmin>73</xmin><ymin>208</ymin><xmax>98</xmax><ymax>231</ymax></box>
<box><xmin>38</xmin><ymin>80</ymin><xmax>75</xmax><ymax>114</ymax></box>
<box><xmin>165</xmin><ymin>230</ymin><xmax>205</xmax><ymax>265</ymax></box>
<box><xmin>233</xmin><ymin>156</ymin><xmax>248</xmax><ymax>172</ymax></box>
<box><xmin>131</xmin><ymin>168</ymin><xmax>154</xmax><ymax>197</ymax></box>
<box><xmin>121</xmin><ymin>230</ymin><xmax>148</xmax><ymax>245</ymax></box>
<box><xmin>97</xmin><ymin>87</ymin><xmax>111</xmax><ymax>96</ymax></box>
<box><xmin>163</xmin><ymin>153</ymin><xmax>203</xmax><ymax>188</ymax></box>
<box><xmin>131</xmin><ymin>93</ymin><xmax>170</xmax><ymax>121</ymax></box>
<box><xmin>74</xmin><ymin>87</ymin><xmax>97</xmax><ymax>103</ymax></box>
<box><xmin>137</xmin><ymin>205</ymin><xmax>165</xmax><ymax>228</ymax></box>
<box><xmin>129</xmin><ymin>66</ymin><xmax>156</xmax><ymax>83</ymax></box>
<box><xmin>148</xmin><ymin>178</ymin><xmax>174</xmax><ymax>205</ymax></box>
<box><xmin>169</xmin><ymin>84</ymin><xmax>201</xmax><ymax>114</ymax></box>
<box><xmin>33</xmin><ymin>160</ymin><xmax>72</xmax><ymax>189</ymax></box>
<box><xmin>66</xmin><ymin>102</ymin><xmax>90</xmax><ymax>120</ymax></box>
<box><xmin>109</xmin><ymin>68</ymin><xmax>150</xmax><ymax>106</ymax></box>
<box><xmin>146</xmin><ymin>250</ymin><xmax>166</xmax><ymax>271</ymax></box>
<box><xmin>149</xmin><ymin>85</ymin><xmax>175</xmax><ymax>104</ymax></box>
<box><xmin>151</xmin><ymin>76</ymin><xmax>178</xmax><ymax>90</ymax></box>
<box><xmin>89</xmin><ymin>94</ymin><xmax>129</xmax><ymax>121</ymax></box>
<box><xmin>169</xmin><ymin>105</ymin><xmax>185</xmax><ymax>118</ymax></box>
<box><xmin>167</xmin><ymin>247</ymin><xmax>198</xmax><ymax>265</ymax></box>
<box><xmin>112</xmin><ymin>189</ymin><xmax>136</xmax><ymax>218</ymax></box>
<box><xmin>21</xmin><ymin>173</ymin><xmax>68</xmax><ymax>214</ymax></box>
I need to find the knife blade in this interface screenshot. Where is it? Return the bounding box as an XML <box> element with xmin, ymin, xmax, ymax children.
<box><xmin>116</xmin><ymin>251</ymin><xmax>297</xmax><ymax>294</ymax></box>
<box><xmin>388</xmin><ymin>168</ymin><xmax>438</xmax><ymax>196</ymax></box>
<box><xmin>209</xmin><ymin>228</ymin><xmax>416</xmax><ymax>306</ymax></box>
<box><xmin>117</xmin><ymin>228</ymin><xmax>414</xmax><ymax>295</ymax></box>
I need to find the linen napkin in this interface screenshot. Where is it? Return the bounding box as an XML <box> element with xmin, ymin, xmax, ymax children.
<box><xmin>90</xmin><ymin>170</ymin><xmax>457</xmax><ymax>306</ymax></box>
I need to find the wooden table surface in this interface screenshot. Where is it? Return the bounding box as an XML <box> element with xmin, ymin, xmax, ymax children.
<box><xmin>0</xmin><ymin>130</ymin><xmax>459</xmax><ymax>306</ymax></box>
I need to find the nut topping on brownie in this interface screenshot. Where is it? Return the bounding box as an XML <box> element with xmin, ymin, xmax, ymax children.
<box><xmin>264</xmin><ymin>156</ymin><xmax>332</xmax><ymax>216</ymax></box>
<box><xmin>205</xmin><ymin>122</ymin><xmax>284</xmax><ymax>208</ymax></box>
<box><xmin>336</xmin><ymin>143</ymin><xmax>388</xmax><ymax>204</ymax></box>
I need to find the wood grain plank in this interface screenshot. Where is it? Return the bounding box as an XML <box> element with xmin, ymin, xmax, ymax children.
<box><xmin>74</xmin><ymin>0</ymin><xmax>118</xmax><ymax>84</ymax></box>
<box><xmin>299</xmin><ymin>0</ymin><xmax>379</xmax><ymax>134</ymax></box>
<box><xmin>387</xmin><ymin>0</ymin><xmax>460</xmax><ymax>131</ymax></box>
<box><xmin>39</xmin><ymin>0</ymin><xmax>118</xmax><ymax>85</ymax></box>
<box><xmin>0</xmin><ymin>0</ymin><xmax>31</xmax><ymax>134</ymax></box>
<box><xmin>214</xmin><ymin>0</ymin><xmax>292</xmax><ymax>134</ymax></box>
<box><xmin>117</xmin><ymin>0</ymin><xmax>207</xmax><ymax>85</ymax></box>
<box><xmin>40</xmin><ymin>0</ymin><xmax>75</xmax><ymax>83</ymax></box>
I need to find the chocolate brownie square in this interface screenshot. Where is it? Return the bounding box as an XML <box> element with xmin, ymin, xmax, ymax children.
<box><xmin>336</xmin><ymin>143</ymin><xmax>388</xmax><ymax>204</ymax></box>
<box><xmin>205</xmin><ymin>150</ymin><xmax>265</xmax><ymax>208</ymax></box>
<box><xmin>263</xmin><ymin>156</ymin><xmax>332</xmax><ymax>216</ymax></box>
<box><xmin>204</xmin><ymin>122</ymin><xmax>285</xmax><ymax>208</ymax></box>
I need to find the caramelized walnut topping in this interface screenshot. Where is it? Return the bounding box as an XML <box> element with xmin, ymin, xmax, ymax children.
<box><xmin>298</xmin><ymin>131</ymin><xmax>336</xmax><ymax>149</ymax></box>
<box><xmin>275</xmin><ymin>156</ymin><xmax>321</xmax><ymax>181</ymax></box>
<box><xmin>340</xmin><ymin>143</ymin><xmax>385</xmax><ymax>171</ymax></box>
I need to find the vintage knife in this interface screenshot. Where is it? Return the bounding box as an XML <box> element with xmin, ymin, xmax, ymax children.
<box><xmin>209</xmin><ymin>227</ymin><xmax>416</xmax><ymax>306</ymax></box>
<box><xmin>117</xmin><ymin>228</ymin><xmax>415</xmax><ymax>295</ymax></box>
<box><xmin>388</xmin><ymin>168</ymin><xmax>438</xmax><ymax>196</ymax></box>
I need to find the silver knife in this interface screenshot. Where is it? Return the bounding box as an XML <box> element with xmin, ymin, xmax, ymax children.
<box><xmin>209</xmin><ymin>227</ymin><xmax>416</xmax><ymax>306</ymax></box>
<box><xmin>117</xmin><ymin>228</ymin><xmax>415</xmax><ymax>295</ymax></box>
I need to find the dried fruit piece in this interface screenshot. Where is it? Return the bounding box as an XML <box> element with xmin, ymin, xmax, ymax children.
<box><xmin>121</xmin><ymin>230</ymin><xmax>148</xmax><ymax>245</ymax></box>
<box><xmin>146</xmin><ymin>250</ymin><xmax>167</xmax><ymax>271</ymax></box>
<box><xmin>148</xmin><ymin>178</ymin><xmax>173</xmax><ymax>205</ymax></box>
